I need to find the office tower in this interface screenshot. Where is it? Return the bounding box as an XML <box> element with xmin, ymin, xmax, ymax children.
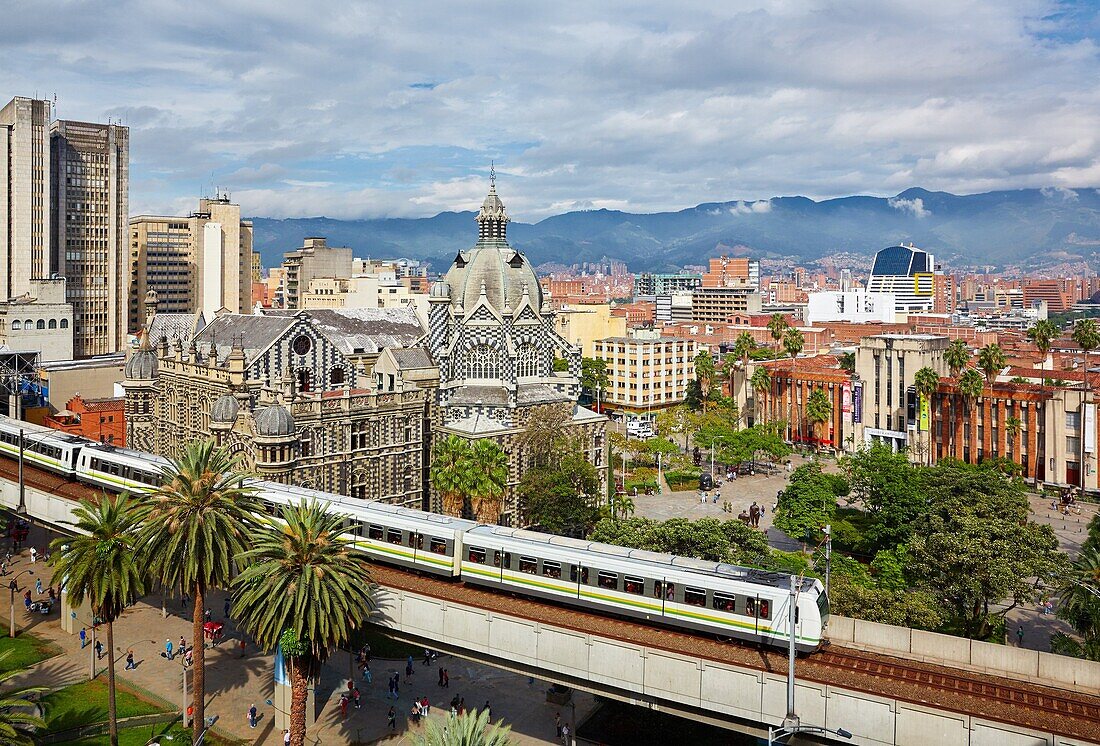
<box><xmin>128</xmin><ymin>195</ymin><xmax>254</xmax><ymax>329</ymax></box>
<box><xmin>866</xmin><ymin>244</ymin><xmax>936</xmax><ymax>315</ymax></box>
<box><xmin>281</xmin><ymin>237</ymin><xmax>352</xmax><ymax>310</ymax></box>
<box><xmin>51</xmin><ymin>118</ymin><xmax>129</xmax><ymax>357</ymax></box>
<box><xmin>0</xmin><ymin>97</ymin><xmax>52</xmax><ymax>299</ymax></box>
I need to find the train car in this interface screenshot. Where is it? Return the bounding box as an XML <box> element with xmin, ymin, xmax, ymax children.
<box><xmin>257</xmin><ymin>482</ymin><xmax>477</xmax><ymax>578</ymax></box>
<box><xmin>0</xmin><ymin>415</ymin><xmax>84</xmax><ymax>476</ymax></box>
<box><xmin>75</xmin><ymin>443</ymin><xmax>169</xmax><ymax>494</ymax></box>
<box><xmin>460</xmin><ymin>525</ymin><xmax>828</xmax><ymax>651</ymax></box>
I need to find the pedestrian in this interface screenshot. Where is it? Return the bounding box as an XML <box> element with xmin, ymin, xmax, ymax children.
<box><xmin>438</xmin><ymin>667</ymin><xmax>445</xmax><ymax>687</ymax></box>
<box><xmin>1017</xmin><ymin>625</ymin><xmax>1025</xmax><ymax>646</ymax></box>
<box><xmin>353</xmin><ymin>685</ymin><xmax>361</xmax><ymax>709</ymax></box>
<box><xmin>387</xmin><ymin>676</ymin><xmax>394</xmax><ymax>699</ymax></box>
<box><xmin>22</xmin><ymin>590</ymin><xmax>30</xmax><ymax>611</ymax></box>
<box><xmin>423</xmin><ymin>648</ymin><xmax>432</xmax><ymax>666</ymax></box>
<box><xmin>484</xmin><ymin>700</ymin><xmax>491</xmax><ymax>719</ymax></box>
<box><xmin>393</xmin><ymin>673</ymin><xmax>400</xmax><ymax>699</ymax></box>
<box><xmin>283</xmin><ymin>729</ymin><xmax>290</xmax><ymax>745</ymax></box>
<box><xmin>363</xmin><ymin>662</ymin><xmax>373</xmax><ymax>684</ymax></box>
<box><xmin>405</xmin><ymin>658</ymin><xmax>414</xmax><ymax>684</ymax></box>
<box><xmin>165</xmin><ymin>639</ymin><xmax>173</xmax><ymax>660</ymax></box>
<box><xmin>555</xmin><ymin>713</ymin><xmax>563</xmax><ymax>739</ymax></box>
<box><xmin>125</xmin><ymin>650</ymin><xmax>135</xmax><ymax>670</ymax></box>
<box><xmin>410</xmin><ymin>702</ymin><xmax>421</xmax><ymax>725</ymax></box>
<box><xmin>34</xmin><ymin>578</ymin><xmax>41</xmax><ymax>596</ymax></box>
<box><xmin>94</xmin><ymin>640</ymin><xmax>103</xmax><ymax>660</ymax></box>
<box><xmin>422</xmin><ymin>695</ymin><xmax>430</xmax><ymax>715</ymax></box>
<box><xmin>79</xmin><ymin>627</ymin><xmax>87</xmax><ymax>649</ymax></box>
<box><xmin>239</xmin><ymin>638</ymin><xmax>247</xmax><ymax>658</ymax></box>
<box><xmin>248</xmin><ymin>703</ymin><xmax>257</xmax><ymax>729</ymax></box>
<box><xmin>203</xmin><ymin>607</ymin><xmax>211</xmax><ymax>623</ymax></box>
<box><xmin>224</xmin><ymin>597</ymin><xmax>231</xmax><ymax>619</ymax></box>
<box><xmin>28</xmin><ymin>547</ymin><xmax>36</xmax><ymax>564</ymax></box>
<box><xmin>562</xmin><ymin>722</ymin><xmax>571</xmax><ymax>743</ymax></box>
<box><xmin>713</xmin><ymin>492</ymin><xmax>719</xmax><ymax>504</ymax></box>
<box><xmin>443</xmin><ymin>669</ymin><xmax>449</xmax><ymax>688</ymax></box>
<box><xmin>179</xmin><ymin>636</ymin><xmax>186</xmax><ymax>656</ymax></box>
<box><xmin>387</xmin><ymin>705</ymin><xmax>397</xmax><ymax>730</ymax></box>
<box><xmin>339</xmin><ymin>693</ymin><xmax>349</xmax><ymax>718</ymax></box>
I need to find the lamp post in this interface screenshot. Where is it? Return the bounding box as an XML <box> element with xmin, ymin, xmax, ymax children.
<box><xmin>823</xmin><ymin>524</ymin><xmax>832</xmax><ymax>598</ymax></box>
<box><xmin>8</xmin><ymin>569</ymin><xmax>32</xmax><ymax>638</ymax></box>
<box><xmin>17</xmin><ymin>428</ymin><xmax>24</xmax><ymax>515</ymax></box>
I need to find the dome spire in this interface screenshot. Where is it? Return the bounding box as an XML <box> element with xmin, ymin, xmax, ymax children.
<box><xmin>476</xmin><ymin>167</ymin><xmax>509</xmax><ymax>242</ymax></box>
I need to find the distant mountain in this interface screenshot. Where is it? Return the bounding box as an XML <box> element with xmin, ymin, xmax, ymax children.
<box><xmin>249</xmin><ymin>187</ymin><xmax>1100</xmax><ymax>273</ymax></box>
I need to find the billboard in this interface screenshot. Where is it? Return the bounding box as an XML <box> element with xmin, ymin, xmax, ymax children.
<box><xmin>919</xmin><ymin>393</ymin><xmax>930</xmax><ymax>431</ymax></box>
<box><xmin>1087</xmin><ymin>404</ymin><xmax>1096</xmax><ymax>454</ymax></box>
<box><xmin>852</xmin><ymin>382</ymin><xmax>863</xmax><ymax>424</ymax></box>
<box><xmin>842</xmin><ymin>381</ymin><xmax>852</xmax><ymax>425</ymax></box>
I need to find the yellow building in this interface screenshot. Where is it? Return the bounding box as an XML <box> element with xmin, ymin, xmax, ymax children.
<box><xmin>592</xmin><ymin>335</ymin><xmax>696</xmax><ymax>420</ymax></box>
<box><xmin>553</xmin><ymin>304</ymin><xmax>627</xmax><ymax>357</ymax></box>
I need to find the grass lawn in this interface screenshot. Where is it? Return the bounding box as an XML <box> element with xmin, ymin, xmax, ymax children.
<box><xmin>0</xmin><ymin>631</ymin><xmax>60</xmax><ymax>673</ymax></box>
<box><xmin>66</xmin><ymin>722</ymin><xmax>239</xmax><ymax>746</ymax></box>
<box><xmin>42</xmin><ymin>679</ymin><xmax>166</xmax><ymax>733</ymax></box>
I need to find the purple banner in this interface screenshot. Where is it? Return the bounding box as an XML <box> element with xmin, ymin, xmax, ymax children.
<box><xmin>852</xmin><ymin>382</ymin><xmax>863</xmax><ymax>424</ymax></box>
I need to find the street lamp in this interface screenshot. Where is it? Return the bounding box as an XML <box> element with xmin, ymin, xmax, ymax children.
<box><xmin>8</xmin><ymin>569</ymin><xmax>32</xmax><ymax>638</ymax></box>
<box><xmin>823</xmin><ymin>524</ymin><xmax>832</xmax><ymax>598</ymax></box>
<box><xmin>768</xmin><ymin>724</ymin><xmax>852</xmax><ymax>745</ymax></box>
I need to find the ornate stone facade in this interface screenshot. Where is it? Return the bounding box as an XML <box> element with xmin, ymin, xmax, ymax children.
<box><xmin>123</xmin><ymin>299</ymin><xmax>429</xmax><ymax>508</ymax></box>
<box><xmin>422</xmin><ymin>178</ymin><xmax>608</xmax><ymax>525</ymax></box>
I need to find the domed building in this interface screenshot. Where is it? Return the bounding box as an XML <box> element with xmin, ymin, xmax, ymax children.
<box><xmin>421</xmin><ymin>176</ymin><xmax>608</xmax><ymax>525</ymax></box>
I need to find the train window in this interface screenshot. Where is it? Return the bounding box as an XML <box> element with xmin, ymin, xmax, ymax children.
<box><xmin>759</xmin><ymin>600</ymin><xmax>770</xmax><ymax>620</ymax></box>
<box><xmin>503</xmin><ymin>552</ymin><xmax>512</xmax><ymax>568</ymax></box>
<box><xmin>429</xmin><ymin>538</ymin><xmax>447</xmax><ymax>555</ymax></box>
<box><xmin>569</xmin><ymin>566</ymin><xmax>589</xmax><ymax>584</ymax></box>
<box><xmin>492</xmin><ymin>551</ymin><xmax>501</xmax><ymax>567</ymax></box>
<box><xmin>387</xmin><ymin>529</ymin><xmax>403</xmax><ymax>545</ymax></box>
<box><xmin>713</xmin><ymin>593</ymin><xmax>736</xmax><ymax>613</ymax></box>
<box><xmin>542</xmin><ymin>561</ymin><xmax>561</xmax><ymax>579</ymax></box>
<box><xmin>684</xmin><ymin>588</ymin><xmax>706</xmax><ymax>607</ymax></box>
<box><xmin>653</xmin><ymin>581</ymin><xmax>662</xmax><ymax>598</ymax></box>
<box><xmin>408</xmin><ymin>533</ymin><xmax>424</xmax><ymax>550</ymax></box>
<box><xmin>665</xmin><ymin>583</ymin><xmax>675</xmax><ymax>601</ymax></box>
<box><xmin>519</xmin><ymin>557</ymin><xmax>538</xmax><ymax>575</ymax></box>
<box><xmin>745</xmin><ymin>598</ymin><xmax>756</xmax><ymax>617</ymax></box>
<box><xmin>597</xmin><ymin>571</ymin><xmax>617</xmax><ymax>590</ymax></box>
<box><xmin>368</xmin><ymin>525</ymin><xmax>383</xmax><ymax>541</ymax></box>
<box><xmin>624</xmin><ymin>575</ymin><xmax>645</xmax><ymax>595</ymax></box>
<box><xmin>468</xmin><ymin>547</ymin><xmax>486</xmax><ymax>564</ymax></box>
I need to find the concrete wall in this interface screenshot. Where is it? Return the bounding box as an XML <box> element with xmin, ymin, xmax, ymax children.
<box><xmin>828</xmin><ymin>615</ymin><xmax>1100</xmax><ymax>696</ymax></box>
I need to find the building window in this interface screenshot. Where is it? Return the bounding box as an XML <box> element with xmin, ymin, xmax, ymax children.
<box><xmin>1067</xmin><ymin>411</ymin><xmax>1081</xmax><ymax>430</ymax></box>
<box><xmin>35</xmin><ymin>320</ymin><xmax>44</xmax><ymax>330</ymax></box>
<box><xmin>48</xmin><ymin>319</ymin><xmax>56</xmax><ymax>329</ymax></box>
<box><xmin>60</xmin><ymin>319</ymin><xmax>68</xmax><ymax>329</ymax></box>
<box><xmin>330</xmin><ymin>367</ymin><xmax>345</xmax><ymax>386</ymax></box>
<box><xmin>297</xmin><ymin>368</ymin><xmax>313</xmax><ymax>393</ymax></box>
<box><xmin>10</xmin><ymin>321</ymin><xmax>19</xmax><ymax>331</ymax></box>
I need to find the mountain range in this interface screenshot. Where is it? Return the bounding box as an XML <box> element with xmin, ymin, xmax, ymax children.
<box><xmin>249</xmin><ymin>187</ymin><xmax>1100</xmax><ymax>273</ymax></box>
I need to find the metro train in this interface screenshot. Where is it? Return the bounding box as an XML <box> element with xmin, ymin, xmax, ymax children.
<box><xmin>0</xmin><ymin>415</ymin><xmax>829</xmax><ymax>652</ymax></box>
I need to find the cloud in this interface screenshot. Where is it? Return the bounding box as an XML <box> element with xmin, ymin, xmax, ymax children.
<box><xmin>729</xmin><ymin>199</ymin><xmax>772</xmax><ymax>215</ymax></box>
<box><xmin>1041</xmin><ymin>186</ymin><xmax>1080</xmax><ymax>201</ymax></box>
<box><xmin>4</xmin><ymin>0</ymin><xmax>1100</xmax><ymax>219</ymax></box>
<box><xmin>887</xmin><ymin>196</ymin><xmax>931</xmax><ymax>218</ymax></box>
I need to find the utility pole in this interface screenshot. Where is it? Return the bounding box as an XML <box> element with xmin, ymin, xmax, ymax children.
<box><xmin>824</xmin><ymin>524</ymin><xmax>832</xmax><ymax>598</ymax></box>
<box><xmin>785</xmin><ymin>574</ymin><xmax>798</xmax><ymax>730</ymax></box>
<box><xmin>17</xmin><ymin>429</ymin><xmax>24</xmax><ymax>515</ymax></box>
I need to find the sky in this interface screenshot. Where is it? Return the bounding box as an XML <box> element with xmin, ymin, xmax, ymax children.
<box><xmin>3</xmin><ymin>0</ymin><xmax>1099</xmax><ymax>220</ymax></box>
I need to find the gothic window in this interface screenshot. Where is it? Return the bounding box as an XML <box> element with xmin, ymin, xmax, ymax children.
<box><xmin>352</xmin><ymin>421</ymin><xmax>369</xmax><ymax>450</ymax></box>
<box><xmin>292</xmin><ymin>335</ymin><xmax>312</xmax><ymax>355</ymax></box>
<box><xmin>297</xmin><ymin>368</ymin><xmax>313</xmax><ymax>393</ymax></box>
<box><xmin>300</xmin><ymin>430</ymin><xmax>313</xmax><ymax>458</ymax></box>
<box><xmin>517</xmin><ymin>344</ymin><xmax>539</xmax><ymax>378</ymax></box>
<box><xmin>352</xmin><ymin>468</ymin><xmax>368</xmax><ymax>500</ymax></box>
<box><xmin>465</xmin><ymin>344</ymin><xmax>498</xmax><ymax>380</ymax></box>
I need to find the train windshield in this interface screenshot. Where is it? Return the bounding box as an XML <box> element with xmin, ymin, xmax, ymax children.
<box><xmin>816</xmin><ymin>588</ymin><xmax>830</xmax><ymax>625</ymax></box>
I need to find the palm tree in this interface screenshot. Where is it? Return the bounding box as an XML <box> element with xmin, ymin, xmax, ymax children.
<box><xmin>958</xmin><ymin>369</ymin><xmax>984</xmax><ymax>462</ymax></box>
<box><xmin>1005</xmin><ymin>415</ymin><xmax>1022</xmax><ymax>462</ymax></box>
<box><xmin>138</xmin><ymin>439</ymin><xmax>259</xmax><ymax>743</ymax></box>
<box><xmin>412</xmin><ymin>708</ymin><xmax>515</xmax><ymax>746</ymax></box>
<box><xmin>693</xmin><ymin>351</ymin><xmax>717</xmax><ymax>412</ymax></box>
<box><xmin>1027</xmin><ymin>319</ymin><xmax>1059</xmax><ymax>371</ymax></box>
<box><xmin>750</xmin><ymin>366</ymin><xmax>772</xmax><ymax>425</ymax></box>
<box><xmin>805</xmin><ymin>388</ymin><xmax>832</xmax><ymax>450</ymax></box>
<box><xmin>767</xmin><ymin>313</ymin><xmax>788</xmax><ymax>350</ymax></box>
<box><xmin>914</xmin><ymin>366</ymin><xmax>940</xmax><ymax>466</ymax></box>
<box><xmin>782</xmin><ymin>327</ymin><xmax>804</xmax><ymax>359</ymax></box>
<box><xmin>49</xmin><ymin>495</ymin><xmax>146</xmax><ymax>746</ymax></box>
<box><xmin>977</xmin><ymin>343</ymin><xmax>1007</xmax><ymax>386</ymax></box>
<box><xmin>468</xmin><ymin>439</ymin><xmax>509</xmax><ymax>522</ymax></box>
<box><xmin>1074</xmin><ymin>318</ymin><xmax>1100</xmax><ymax>396</ymax></box>
<box><xmin>944</xmin><ymin>339</ymin><xmax>970</xmax><ymax>378</ymax></box>
<box><xmin>430</xmin><ymin>435</ymin><xmax>473</xmax><ymax>516</ymax></box>
<box><xmin>232</xmin><ymin>499</ymin><xmax>374</xmax><ymax>746</ymax></box>
<box><xmin>0</xmin><ymin>652</ymin><xmax>45</xmax><ymax>746</ymax></box>
<box><xmin>838</xmin><ymin>352</ymin><xmax>855</xmax><ymax>373</ymax></box>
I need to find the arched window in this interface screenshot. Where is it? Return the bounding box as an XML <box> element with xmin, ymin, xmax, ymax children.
<box><xmin>35</xmin><ymin>320</ymin><xmax>44</xmax><ymax>330</ymax></box>
<box><xmin>297</xmin><ymin>368</ymin><xmax>313</xmax><ymax>393</ymax></box>
<box><xmin>465</xmin><ymin>344</ymin><xmax>498</xmax><ymax>380</ymax></box>
<box><xmin>23</xmin><ymin>319</ymin><xmax>32</xmax><ymax>329</ymax></box>
<box><xmin>60</xmin><ymin>319</ymin><xmax>69</xmax><ymax>329</ymax></box>
<box><xmin>517</xmin><ymin>344</ymin><xmax>539</xmax><ymax>378</ymax></box>
<box><xmin>330</xmin><ymin>367</ymin><xmax>345</xmax><ymax>386</ymax></box>
<box><xmin>48</xmin><ymin>319</ymin><xmax>56</xmax><ymax>329</ymax></box>
<box><xmin>10</xmin><ymin>321</ymin><xmax>20</xmax><ymax>331</ymax></box>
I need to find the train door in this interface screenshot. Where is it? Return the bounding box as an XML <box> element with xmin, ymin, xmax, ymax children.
<box><xmin>409</xmin><ymin>530</ymin><xmax>421</xmax><ymax>565</ymax></box>
<box><xmin>571</xmin><ymin>561</ymin><xmax>585</xmax><ymax>599</ymax></box>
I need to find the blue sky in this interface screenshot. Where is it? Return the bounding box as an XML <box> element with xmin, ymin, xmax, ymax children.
<box><xmin>3</xmin><ymin>1</ymin><xmax>1099</xmax><ymax>220</ymax></box>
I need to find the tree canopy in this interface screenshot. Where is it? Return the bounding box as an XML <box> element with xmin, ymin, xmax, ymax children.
<box><xmin>521</xmin><ymin>447</ymin><xmax>602</xmax><ymax>536</ymax></box>
<box><xmin>589</xmin><ymin>516</ymin><xmax>770</xmax><ymax>566</ymax></box>
<box><xmin>840</xmin><ymin>443</ymin><xmax>923</xmax><ymax>547</ymax></box>
<box><xmin>774</xmin><ymin>461</ymin><xmax>845</xmax><ymax>541</ymax></box>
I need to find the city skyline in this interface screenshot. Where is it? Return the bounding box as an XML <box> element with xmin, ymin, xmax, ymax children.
<box><xmin>2</xmin><ymin>1</ymin><xmax>1098</xmax><ymax>221</ymax></box>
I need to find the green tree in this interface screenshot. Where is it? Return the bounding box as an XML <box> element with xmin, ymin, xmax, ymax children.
<box><xmin>683</xmin><ymin>379</ymin><xmax>703</xmax><ymax>411</ymax></box>
<box><xmin>1074</xmin><ymin>318</ymin><xmax>1100</xmax><ymax>396</ymax></box>
<box><xmin>767</xmin><ymin>313</ymin><xmax>788</xmax><ymax>349</ymax></box>
<box><xmin>840</xmin><ymin>443</ymin><xmax>922</xmax><ymax>547</ymax></box>
<box><xmin>906</xmin><ymin>461</ymin><xmax>1069</xmax><ymax>639</ymax></box>
<box><xmin>914</xmin><ymin>366</ymin><xmax>940</xmax><ymax>465</ymax></box>
<box><xmin>1026</xmin><ymin>319</ymin><xmax>1059</xmax><ymax>368</ymax></box>
<box><xmin>806</xmin><ymin>387</ymin><xmax>832</xmax><ymax>448</ymax></box>
<box><xmin>829</xmin><ymin>577</ymin><xmax>944</xmax><ymax>629</ymax></box>
<box><xmin>0</xmin><ymin>651</ymin><xmax>45</xmax><ymax>745</ymax></box>
<box><xmin>750</xmin><ymin>366</ymin><xmax>772</xmax><ymax>424</ymax></box>
<box><xmin>958</xmin><ymin>368</ymin><xmax>983</xmax><ymax>415</ymax></box>
<box><xmin>1005</xmin><ymin>415</ymin><xmax>1022</xmax><ymax>458</ymax></box>
<box><xmin>655</xmin><ymin>405</ymin><xmax>696</xmax><ymax>449</ymax></box>
<box><xmin>232</xmin><ymin>499</ymin><xmax>374</xmax><ymax>746</ymax></box>
<box><xmin>552</xmin><ymin>357</ymin><xmax>568</xmax><ymax>373</ymax></box>
<box><xmin>580</xmin><ymin>357</ymin><xmax>609</xmax><ymax>403</ymax></box>
<box><xmin>468</xmin><ymin>440</ymin><xmax>509</xmax><ymax>522</ymax></box>
<box><xmin>431</xmin><ymin>435</ymin><xmax>473</xmax><ymax>516</ymax></box>
<box><xmin>589</xmin><ymin>516</ymin><xmax>771</xmax><ymax>566</ymax></box>
<box><xmin>693</xmin><ymin>351</ymin><xmax>717</xmax><ymax>411</ymax></box>
<box><xmin>412</xmin><ymin>708</ymin><xmax>514</xmax><ymax>746</ymax></box>
<box><xmin>838</xmin><ymin>352</ymin><xmax>855</xmax><ymax>373</ymax></box>
<box><xmin>520</xmin><ymin>450</ymin><xmax>602</xmax><ymax>536</ymax></box>
<box><xmin>976</xmin><ymin>343</ymin><xmax>1006</xmax><ymax>385</ymax></box>
<box><xmin>517</xmin><ymin>403</ymin><xmax>572</xmax><ymax>467</ymax></box>
<box><xmin>50</xmin><ymin>495</ymin><xmax>146</xmax><ymax>746</ymax></box>
<box><xmin>774</xmin><ymin>461</ymin><xmax>841</xmax><ymax>541</ymax></box>
<box><xmin>944</xmin><ymin>339</ymin><xmax>971</xmax><ymax>378</ymax></box>
<box><xmin>1052</xmin><ymin>544</ymin><xmax>1100</xmax><ymax>661</ymax></box>
<box><xmin>782</xmin><ymin>326</ymin><xmax>804</xmax><ymax>359</ymax></box>
<box><xmin>138</xmin><ymin>439</ymin><xmax>259</xmax><ymax>742</ymax></box>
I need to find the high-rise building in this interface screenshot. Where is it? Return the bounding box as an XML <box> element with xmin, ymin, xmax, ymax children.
<box><xmin>701</xmin><ymin>256</ymin><xmax>759</xmax><ymax>289</ymax></box>
<box><xmin>128</xmin><ymin>196</ymin><xmax>253</xmax><ymax>330</ymax></box>
<box><xmin>0</xmin><ymin>97</ymin><xmax>52</xmax><ymax>299</ymax></box>
<box><xmin>51</xmin><ymin>118</ymin><xmax>129</xmax><ymax>357</ymax></box>
<box><xmin>866</xmin><ymin>244</ymin><xmax>935</xmax><ymax>315</ymax></box>
<box><xmin>634</xmin><ymin>272</ymin><xmax>702</xmax><ymax>296</ymax></box>
<box><xmin>690</xmin><ymin>286</ymin><xmax>762</xmax><ymax>322</ymax></box>
<box><xmin>281</xmin><ymin>237</ymin><xmax>352</xmax><ymax>310</ymax></box>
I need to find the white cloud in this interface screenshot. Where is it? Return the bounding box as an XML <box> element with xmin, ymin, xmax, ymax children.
<box><xmin>887</xmin><ymin>197</ymin><xmax>931</xmax><ymax>218</ymax></box>
<box><xmin>729</xmin><ymin>200</ymin><xmax>773</xmax><ymax>215</ymax></box>
<box><xmin>1041</xmin><ymin>186</ymin><xmax>1080</xmax><ymax>201</ymax></box>
<box><xmin>3</xmin><ymin>0</ymin><xmax>1100</xmax><ymax>219</ymax></box>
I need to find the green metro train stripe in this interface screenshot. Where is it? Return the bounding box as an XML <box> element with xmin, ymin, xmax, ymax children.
<box><xmin>356</xmin><ymin>541</ymin><xmax>454</xmax><ymax>568</ymax></box>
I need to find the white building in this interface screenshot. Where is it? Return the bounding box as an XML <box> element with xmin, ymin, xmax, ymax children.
<box><xmin>866</xmin><ymin>244</ymin><xmax>936</xmax><ymax>314</ymax></box>
<box><xmin>806</xmin><ymin>290</ymin><xmax>896</xmax><ymax>325</ymax></box>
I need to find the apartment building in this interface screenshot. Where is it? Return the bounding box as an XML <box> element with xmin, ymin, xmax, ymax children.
<box><xmin>129</xmin><ymin>196</ymin><xmax>254</xmax><ymax>330</ymax></box>
<box><xmin>701</xmin><ymin>256</ymin><xmax>759</xmax><ymax>289</ymax></box>
<box><xmin>51</xmin><ymin>118</ymin><xmax>129</xmax><ymax>357</ymax></box>
<box><xmin>0</xmin><ymin>97</ymin><xmax>51</xmax><ymax>299</ymax></box>
<box><xmin>0</xmin><ymin>278</ymin><xmax>73</xmax><ymax>362</ymax></box>
<box><xmin>281</xmin><ymin>237</ymin><xmax>352</xmax><ymax>310</ymax></box>
<box><xmin>635</xmin><ymin>272</ymin><xmax>702</xmax><ymax>296</ymax></box>
<box><xmin>592</xmin><ymin>335</ymin><xmax>696</xmax><ymax>420</ymax></box>
<box><xmin>554</xmin><ymin>304</ymin><xmax>627</xmax><ymax>357</ymax></box>
<box><xmin>690</xmin><ymin>287</ymin><xmax>762</xmax><ymax>322</ymax></box>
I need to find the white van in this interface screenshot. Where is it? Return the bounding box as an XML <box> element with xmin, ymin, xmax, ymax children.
<box><xmin>626</xmin><ymin>420</ymin><xmax>653</xmax><ymax>438</ymax></box>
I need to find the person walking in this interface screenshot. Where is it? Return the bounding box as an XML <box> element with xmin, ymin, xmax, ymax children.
<box><xmin>165</xmin><ymin>639</ymin><xmax>173</xmax><ymax>661</ymax></box>
<box><xmin>423</xmin><ymin>648</ymin><xmax>432</xmax><ymax>666</ymax></box>
<box><xmin>442</xmin><ymin>669</ymin><xmax>449</xmax><ymax>688</ymax></box>
<box><xmin>283</xmin><ymin>729</ymin><xmax>290</xmax><ymax>745</ymax></box>
<box><xmin>555</xmin><ymin>713</ymin><xmax>563</xmax><ymax>739</ymax></box>
<box><xmin>387</xmin><ymin>705</ymin><xmax>397</xmax><ymax>730</ymax></box>
<box><xmin>484</xmin><ymin>700</ymin><xmax>492</xmax><ymax>719</ymax></box>
<box><xmin>405</xmin><ymin>656</ymin><xmax>414</xmax><ymax>684</ymax></box>
<box><xmin>34</xmin><ymin>578</ymin><xmax>41</xmax><ymax>596</ymax></box>
<box><xmin>94</xmin><ymin>640</ymin><xmax>103</xmax><ymax>660</ymax></box>
<box><xmin>125</xmin><ymin>650</ymin><xmax>135</xmax><ymax>670</ymax></box>
<box><xmin>1017</xmin><ymin>625</ymin><xmax>1025</xmax><ymax>647</ymax></box>
<box><xmin>179</xmin><ymin>636</ymin><xmax>187</xmax><ymax>657</ymax></box>
<box><xmin>28</xmin><ymin>547</ymin><xmax>36</xmax><ymax>564</ymax></box>
<box><xmin>79</xmin><ymin>628</ymin><xmax>87</xmax><ymax>649</ymax></box>
<box><xmin>562</xmin><ymin>722</ymin><xmax>572</xmax><ymax>744</ymax></box>
<box><xmin>353</xmin><ymin>685</ymin><xmax>361</xmax><ymax>709</ymax></box>
<box><xmin>248</xmin><ymin>703</ymin><xmax>257</xmax><ymax>729</ymax></box>
<box><xmin>224</xmin><ymin>597</ymin><xmax>231</xmax><ymax>619</ymax></box>
<box><xmin>438</xmin><ymin>667</ymin><xmax>445</xmax><ymax>687</ymax></box>
<box><xmin>339</xmin><ymin>693</ymin><xmax>349</xmax><ymax>719</ymax></box>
